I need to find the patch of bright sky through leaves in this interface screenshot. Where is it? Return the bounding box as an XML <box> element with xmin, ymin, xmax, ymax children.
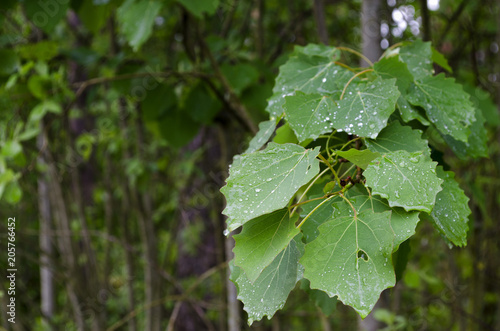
<box><xmin>381</xmin><ymin>0</ymin><xmax>440</xmax><ymax>49</ymax></box>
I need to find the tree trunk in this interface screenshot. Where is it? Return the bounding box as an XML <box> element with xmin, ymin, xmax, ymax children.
<box><xmin>361</xmin><ymin>0</ymin><xmax>382</xmax><ymax>66</ymax></box>
<box><xmin>37</xmin><ymin>127</ymin><xmax>55</xmax><ymax>327</ymax></box>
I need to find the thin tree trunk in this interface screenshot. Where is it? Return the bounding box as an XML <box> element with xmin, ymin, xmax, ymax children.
<box><xmin>361</xmin><ymin>0</ymin><xmax>382</xmax><ymax>66</ymax></box>
<box><xmin>419</xmin><ymin>0</ymin><xmax>431</xmax><ymax>41</ymax></box>
<box><xmin>37</xmin><ymin>128</ymin><xmax>55</xmax><ymax>327</ymax></box>
<box><xmin>313</xmin><ymin>0</ymin><xmax>329</xmax><ymax>44</ymax></box>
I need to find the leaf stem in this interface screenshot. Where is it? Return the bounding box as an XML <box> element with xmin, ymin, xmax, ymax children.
<box><xmin>291</xmin><ymin>167</ymin><xmax>330</xmax><ymax>216</ymax></box>
<box><xmin>340</xmin><ymin>69</ymin><xmax>374</xmax><ymax>100</ymax></box>
<box><xmin>296</xmin><ymin>195</ymin><xmax>336</xmax><ymax>229</ymax></box>
<box><xmin>318</xmin><ymin>153</ymin><xmax>341</xmax><ymax>187</ymax></box>
<box><xmin>339</xmin><ymin>193</ymin><xmax>357</xmax><ymax>218</ymax></box>
<box><xmin>337</xmin><ymin>46</ymin><xmax>374</xmax><ymax>67</ymax></box>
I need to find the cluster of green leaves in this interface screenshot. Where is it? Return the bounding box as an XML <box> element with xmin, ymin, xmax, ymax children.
<box><xmin>221</xmin><ymin>40</ymin><xmax>486</xmax><ymax>323</ymax></box>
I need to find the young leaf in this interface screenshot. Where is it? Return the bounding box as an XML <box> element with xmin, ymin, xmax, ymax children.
<box><xmin>406</xmin><ymin>74</ymin><xmax>476</xmax><ymax>143</ymax></box>
<box><xmin>431</xmin><ymin>47</ymin><xmax>452</xmax><ymax>72</ymax></box>
<box><xmin>335</xmin><ymin>149</ymin><xmax>381</xmax><ymax>170</ymax></box>
<box><xmin>427</xmin><ymin>167</ymin><xmax>471</xmax><ymax>247</ymax></box>
<box><xmin>245</xmin><ymin>120</ymin><xmax>276</xmax><ymax>154</ymax></box>
<box><xmin>301</xmin><ymin>209</ymin><xmax>395</xmax><ymax>318</ymax></box>
<box><xmin>231</xmin><ymin>238</ymin><xmax>303</xmax><ymax>325</ymax></box>
<box><xmin>233</xmin><ymin>208</ymin><xmax>299</xmax><ymax>282</ymax></box>
<box><xmin>284</xmin><ymin>92</ymin><xmax>335</xmax><ymax>142</ymax></box>
<box><xmin>365</xmin><ymin>121</ymin><xmax>431</xmax><ymax>156</ymax></box>
<box><xmin>364</xmin><ymin>150</ymin><xmax>443</xmax><ymax>213</ymax></box>
<box><xmin>221</xmin><ymin>143</ymin><xmax>320</xmax><ymax>231</ymax></box>
<box><xmin>266</xmin><ymin>49</ymin><xmax>353</xmax><ymax>118</ymax></box>
<box><xmin>334</xmin><ymin>77</ymin><xmax>400</xmax><ymax>138</ymax></box>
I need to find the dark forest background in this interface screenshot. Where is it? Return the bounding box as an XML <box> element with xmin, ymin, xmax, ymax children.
<box><xmin>0</xmin><ymin>0</ymin><xmax>499</xmax><ymax>330</ymax></box>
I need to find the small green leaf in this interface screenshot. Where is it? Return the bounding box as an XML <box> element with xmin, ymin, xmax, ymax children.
<box><xmin>176</xmin><ymin>0</ymin><xmax>219</xmax><ymax>18</ymax></box>
<box><xmin>245</xmin><ymin>120</ymin><xmax>276</xmax><ymax>154</ymax></box>
<box><xmin>431</xmin><ymin>47</ymin><xmax>452</xmax><ymax>72</ymax></box>
<box><xmin>221</xmin><ymin>63</ymin><xmax>259</xmax><ymax>95</ymax></box>
<box><xmin>141</xmin><ymin>84</ymin><xmax>177</xmax><ymax>121</ymax></box>
<box><xmin>284</xmin><ymin>92</ymin><xmax>335</xmax><ymax>142</ymax></box>
<box><xmin>396</xmin><ymin>96</ymin><xmax>430</xmax><ymax>125</ymax></box>
<box><xmin>233</xmin><ymin>208</ymin><xmax>299</xmax><ymax>282</ymax></box>
<box><xmin>301</xmin><ymin>209</ymin><xmax>394</xmax><ymax>318</ymax></box>
<box><xmin>222</xmin><ymin>143</ymin><xmax>320</xmax><ymax>231</ymax></box>
<box><xmin>364</xmin><ymin>150</ymin><xmax>443</xmax><ymax>213</ymax></box>
<box><xmin>3</xmin><ymin>181</ymin><xmax>22</xmax><ymax>204</ymax></box>
<box><xmin>184</xmin><ymin>83</ymin><xmax>221</xmax><ymax>124</ymax></box>
<box><xmin>427</xmin><ymin>167</ymin><xmax>470</xmax><ymax>247</ymax></box>
<box><xmin>365</xmin><ymin>121</ymin><xmax>431</xmax><ymax>156</ymax></box>
<box><xmin>273</xmin><ymin>122</ymin><xmax>298</xmax><ymax>145</ymax></box>
<box><xmin>399</xmin><ymin>40</ymin><xmax>433</xmax><ymax>80</ymax></box>
<box><xmin>117</xmin><ymin>0</ymin><xmax>163</xmax><ymax>52</ymax></box>
<box><xmin>231</xmin><ymin>238</ymin><xmax>303</xmax><ymax>325</ymax></box>
<box><xmin>334</xmin><ymin>78</ymin><xmax>400</xmax><ymax>138</ymax></box>
<box><xmin>0</xmin><ymin>49</ymin><xmax>19</xmax><ymax>76</ymax></box>
<box><xmin>1</xmin><ymin>141</ymin><xmax>22</xmax><ymax>159</ymax></box>
<box><xmin>336</xmin><ymin>149</ymin><xmax>381</xmax><ymax>170</ymax></box>
<box><xmin>406</xmin><ymin>74</ymin><xmax>476</xmax><ymax>143</ymax></box>
<box><xmin>17</xmin><ymin>41</ymin><xmax>59</xmax><ymax>62</ymax></box>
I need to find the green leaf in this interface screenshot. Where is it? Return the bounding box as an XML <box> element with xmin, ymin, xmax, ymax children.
<box><xmin>231</xmin><ymin>238</ymin><xmax>303</xmax><ymax>325</ymax></box>
<box><xmin>29</xmin><ymin>100</ymin><xmax>62</xmax><ymax>122</ymax></box>
<box><xmin>184</xmin><ymin>83</ymin><xmax>221</xmax><ymax>124</ymax></box>
<box><xmin>233</xmin><ymin>208</ymin><xmax>299</xmax><ymax>282</ymax></box>
<box><xmin>1</xmin><ymin>141</ymin><xmax>22</xmax><ymax>159</ymax></box>
<box><xmin>300</xmin><ymin>196</ymin><xmax>340</xmax><ymax>243</ymax></box>
<box><xmin>141</xmin><ymin>84</ymin><xmax>177</xmax><ymax>121</ymax></box>
<box><xmin>17</xmin><ymin>41</ymin><xmax>59</xmax><ymax>62</ymax></box>
<box><xmin>0</xmin><ymin>49</ymin><xmax>19</xmax><ymax>76</ymax></box>
<box><xmin>427</xmin><ymin>167</ymin><xmax>470</xmax><ymax>247</ymax></box>
<box><xmin>221</xmin><ymin>63</ymin><xmax>259</xmax><ymax>94</ymax></box>
<box><xmin>177</xmin><ymin>0</ymin><xmax>219</xmax><ymax>18</ymax></box>
<box><xmin>364</xmin><ymin>150</ymin><xmax>443</xmax><ymax>213</ymax></box>
<box><xmin>365</xmin><ymin>121</ymin><xmax>431</xmax><ymax>156</ymax></box>
<box><xmin>117</xmin><ymin>0</ymin><xmax>162</xmax><ymax>52</ymax></box>
<box><xmin>300</xmin><ymin>279</ymin><xmax>337</xmax><ymax>316</ymax></box>
<box><xmin>442</xmin><ymin>107</ymin><xmax>488</xmax><ymax>159</ymax></box>
<box><xmin>284</xmin><ymin>92</ymin><xmax>335</xmax><ymax>142</ymax></box>
<box><xmin>78</xmin><ymin>0</ymin><xmax>111</xmax><ymax>34</ymax></box>
<box><xmin>273</xmin><ymin>122</ymin><xmax>298</xmax><ymax>145</ymax></box>
<box><xmin>406</xmin><ymin>74</ymin><xmax>476</xmax><ymax>142</ymax></box>
<box><xmin>221</xmin><ymin>143</ymin><xmax>320</xmax><ymax>231</ymax></box>
<box><xmin>301</xmin><ymin>209</ymin><xmax>394</xmax><ymax>318</ymax></box>
<box><xmin>159</xmin><ymin>108</ymin><xmax>200</xmax><ymax>148</ymax></box>
<box><xmin>374</xmin><ymin>55</ymin><xmax>413</xmax><ymax>93</ymax></box>
<box><xmin>245</xmin><ymin>120</ymin><xmax>276</xmax><ymax>154</ymax></box>
<box><xmin>334</xmin><ymin>77</ymin><xmax>400</xmax><ymax>138</ymax></box>
<box><xmin>339</xmin><ymin>187</ymin><xmax>420</xmax><ymax>251</ymax></box>
<box><xmin>293</xmin><ymin>44</ymin><xmax>340</xmax><ymax>58</ymax></box>
<box><xmin>336</xmin><ymin>149</ymin><xmax>380</xmax><ymax>170</ymax></box>
<box><xmin>3</xmin><ymin>181</ymin><xmax>22</xmax><ymax>204</ymax></box>
<box><xmin>396</xmin><ymin>96</ymin><xmax>430</xmax><ymax>125</ymax></box>
<box><xmin>399</xmin><ymin>40</ymin><xmax>433</xmax><ymax>80</ymax></box>
<box><xmin>431</xmin><ymin>47</ymin><xmax>452</xmax><ymax>72</ymax></box>
<box><xmin>24</xmin><ymin>0</ymin><xmax>69</xmax><ymax>33</ymax></box>
<box><xmin>267</xmin><ymin>48</ymin><xmax>353</xmax><ymax>118</ymax></box>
